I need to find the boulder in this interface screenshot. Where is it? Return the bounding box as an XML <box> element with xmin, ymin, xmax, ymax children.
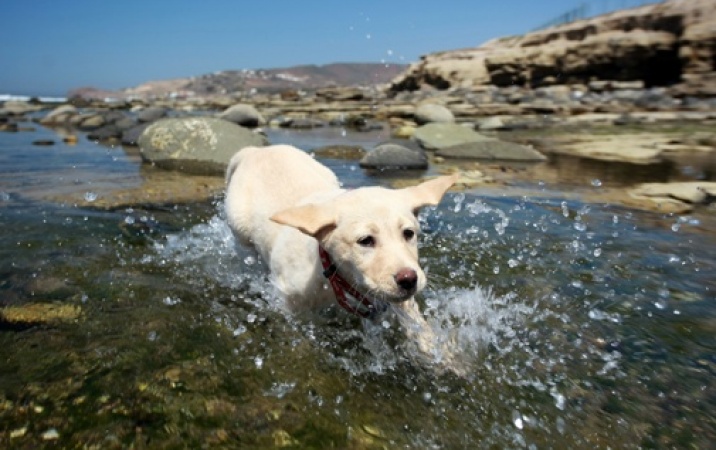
<box><xmin>414</xmin><ymin>103</ymin><xmax>455</xmax><ymax>124</ymax></box>
<box><xmin>121</xmin><ymin>123</ymin><xmax>151</xmax><ymax>146</ymax></box>
<box><xmin>137</xmin><ymin>106</ymin><xmax>169</xmax><ymax>123</ymax></box>
<box><xmin>0</xmin><ymin>101</ymin><xmax>44</xmax><ymax>116</ymax></box>
<box><xmin>359</xmin><ymin>143</ymin><xmax>428</xmax><ymax>170</ymax></box>
<box><xmin>137</xmin><ymin>117</ymin><xmax>268</xmax><ymax>175</ymax></box>
<box><xmin>630</xmin><ymin>182</ymin><xmax>716</xmax><ymax>205</ymax></box>
<box><xmin>78</xmin><ymin>114</ymin><xmax>106</xmax><ymax>130</ymax></box>
<box><xmin>217</xmin><ymin>104</ymin><xmax>264</xmax><ymax>128</ymax></box>
<box><xmin>412</xmin><ymin>123</ymin><xmax>493</xmax><ymax>150</ymax></box>
<box><xmin>87</xmin><ymin>124</ymin><xmax>122</xmax><ymax>141</ymax></box>
<box><xmin>39</xmin><ymin>105</ymin><xmax>78</xmax><ymax>125</ymax></box>
<box><xmin>436</xmin><ymin>140</ymin><xmax>546</xmax><ymax>161</ymax></box>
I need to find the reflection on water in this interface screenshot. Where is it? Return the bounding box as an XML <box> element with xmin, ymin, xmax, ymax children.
<box><xmin>0</xmin><ymin>123</ymin><xmax>715</xmax><ymax>447</ymax></box>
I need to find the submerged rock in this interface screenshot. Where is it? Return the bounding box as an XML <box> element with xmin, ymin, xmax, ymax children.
<box><xmin>436</xmin><ymin>139</ymin><xmax>546</xmax><ymax>161</ymax></box>
<box><xmin>138</xmin><ymin>117</ymin><xmax>268</xmax><ymax>175</ymax></box>
<box><xmin>1</xmin><ymin>302</ymin><xmax>82</xmax><ymax>326</ymax></box>
<box><xmin>413</xmin><ymin>122</ymin><xmax>493</xmax><ymax>150</ymax></box>
<box><xmin>359</xmin><ymin>143</ymin><xmax>428</xmax><ymax>170</ymax></box>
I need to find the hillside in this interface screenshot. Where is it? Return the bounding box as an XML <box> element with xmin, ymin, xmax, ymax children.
<box><xmin>69</xmin><ymin>62</ymin><xmax>407</xmax><ymax>100</ymax></box>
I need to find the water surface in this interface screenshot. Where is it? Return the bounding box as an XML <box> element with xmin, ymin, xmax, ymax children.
<box><xmin>0</xmin><ymin>123</ymin><xmax>714</xmax><ymax>448</ymax></box>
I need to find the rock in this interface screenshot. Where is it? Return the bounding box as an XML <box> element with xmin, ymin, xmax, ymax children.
<box><xmin>311</xmin><ymin>145</ymin><xmax>366</xmax><ymax>160</ymax></box>
<box><xmin>630</xmin><ymin>182</ymin><xmax>716</xmax><ymax>205</ymax></box>
<box><xmin>414</xmin><ymin>103</ymin><xmax>455</xmax><ymax>124</ymax></box>
<box><xmin>39</xmin><ymin>104</ymin><xmax>78</xmax><ymax>125</ymax></box>
<box><xmin>137</xmin><ymin>106</ymin><xmax>168</xmax><ymax>123</ymax></box>
<box><xmin>0</xmin><ymin>101</ymin><xmax>44</xmax><ymax>116</ymax></box>
<box><xmin>412</xmin><ymin>122</ymin><xmax>492</xmax><ymax>150</ymax></box>
<box><xmin>87</xmin><ymin>124</ymin><xmax>122</xmax><ymax>141</ymax></box>
<box><xmin>115</xmin><ymin>116</ymin><xmax>138</xmax><ymax>131</ymax></box>
<box><xmin>1</xmin><ymin>302</ymin><xmax>82</xmax><ymax>325</ymax></box>
<box><xmin>476</xmin><ymin>116</ymin><xmax>507</xmax><ymax>130</ymax></box>
<box><xmin>389</xmin><ymin>0</ymin><xmax>716</xmax><ymax>96</ymax></box>
<box><xmin>284</xmin><ymin>118</ymin><xmax>325</xmax><ymax>129</ymax></box>
<box><xmin>78</xmin><ymin>114</ymin><xmax>106</xmax><ymax>130</ymax></box>
<box><xmin>138</xmin><ymin>117</ymin><xmax>268</xmax><ymax>175</ymax></box>
<box><xmin>217</xmin><ymin>104</ymin><xmax>264</xmax><ymax>128</ymax></box>
<box><xmin>0</xmin><ymin>122</ymin><xmax>19</xmax><ymax>132</ymax></box>
<box><xmin>392</xmin><ymin>125</ymin><xmax>416</xmax><ymax>139</ymax></box>
<box><xmin>121</xmin><ymin>123</ymin><xmax>151</xmax><ymax>146</ymax></box>
<box><xmin>315</xmin><ymin>87</ymin><xmax>364</xmax><ymax>101</ymax></box>
<box><xmin>436</xmin><ymin>140</ymin><xmax>546</xmax><ymax>161</ymax></box>
<box><xmin>359</xmin><ymin>143</ymin><xmax>428</xmax><ymax>170</ymax></box>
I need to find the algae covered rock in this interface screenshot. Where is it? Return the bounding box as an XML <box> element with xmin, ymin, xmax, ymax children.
<box><xmin>138</xmin><ymin>117</ymin><xmax>268</xmax><ymax>175</ymax></box>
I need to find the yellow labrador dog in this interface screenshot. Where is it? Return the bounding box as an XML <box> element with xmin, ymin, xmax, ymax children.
<box><xmin>225</xmin><ymin>144</ymin><xmax>458</xmax><ymax>370</ymax></box>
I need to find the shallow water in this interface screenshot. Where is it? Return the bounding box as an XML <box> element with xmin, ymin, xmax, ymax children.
<box><xmin>1</xmin><ymin>123</ymin><xmax>715</xmax><ymax>448</ymax></box>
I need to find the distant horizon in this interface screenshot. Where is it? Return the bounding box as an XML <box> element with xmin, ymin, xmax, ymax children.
<box><xmin>0</xmin><ymin>0</ymin><xmax>660</xmax><ymax>98</ymax></box>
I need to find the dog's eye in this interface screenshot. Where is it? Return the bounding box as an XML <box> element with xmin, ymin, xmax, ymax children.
<box><xmin>403</xmin><ymin>229</ymin><xmax>416</xmax><ymax>241</ymax></box>
<box><xmin>357</xmin><ymin>236</ymin><xmax>375</xmax><ymax>247</ymax></box>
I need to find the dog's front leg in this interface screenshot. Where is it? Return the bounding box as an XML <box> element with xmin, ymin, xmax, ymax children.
<box><xmin>392</xmin><ymin>300</ymin><xmax>461</xmax><ymax>374</ymax></box>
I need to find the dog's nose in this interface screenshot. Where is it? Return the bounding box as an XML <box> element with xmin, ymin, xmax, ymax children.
<box><xmin>395</xmin><ymin>268</ymin><xmax>418</xmax><ymax>292</ymax></box>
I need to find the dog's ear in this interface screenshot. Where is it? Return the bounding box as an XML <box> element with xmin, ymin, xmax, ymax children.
<box><xmin>403</xmin><ymin>173</ymin><xmax>459</xmax><ymax>211</ymax></box>
<box><xmin>270</xmin><ymin>204</ymin><xmax>336</xmax><ymax>238</ymax></box>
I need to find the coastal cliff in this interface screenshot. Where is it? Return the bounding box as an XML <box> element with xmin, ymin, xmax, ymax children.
<box><xmin>390</xmin><ymin>0</ymin><xmax>716</xmax><ymax>96</ymax></box>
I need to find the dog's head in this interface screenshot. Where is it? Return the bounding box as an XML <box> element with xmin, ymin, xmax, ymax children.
<box><xmin>270</xmin><ymin>174</ymin><xmax>458</xmax><ymax>302</ymax></box>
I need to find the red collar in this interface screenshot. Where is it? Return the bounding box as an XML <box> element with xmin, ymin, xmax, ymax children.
<box><xmin>318</xmin><ymin>246</ymin><xmax>383</xmax><ymax>319</ymax></box>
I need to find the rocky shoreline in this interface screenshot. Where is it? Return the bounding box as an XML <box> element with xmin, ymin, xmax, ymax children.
<box><xmin>1</xmin><ymin>88</ymin><xmax>715</xmax><ymax>218</ymax></box>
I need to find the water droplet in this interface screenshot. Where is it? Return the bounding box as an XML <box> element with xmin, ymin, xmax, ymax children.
<box><xmin>593</xmin><ymin>248</ymin><xmax>602</xmax><ymax>257</ymax></box>
<box><xmin>247</xmin><ymin>313</ymin><xmax>257</xmax><ymax>323</ymax></box>
<box><xmin>233</xmin><ymin>325</ymin><xmax>247</xmax><ymax>337</ymax></box>
<box><xmin>556</xmin><ymin>417</ymin><xmax>566</xmax><ymax>434</ymax></box>
<box><xmin>254</xmin><ymin>356</ymin><xmax>263</xmax><ymax>369</ymax></box>
<box><xmin>244</xmin><ymin>256</ymin><xmax>256</xmax><ymax>266</ymax></box>
<box><xmin>561</xmin><ymin>201</ymin><xmax>570</xmax><ymax>218</ymax></box>
<box><xmin>163</xmin><ymin>296</ymin><xmax>180</xmax><ymax>306</ymax></box>
<box><xmin>84</xmin><ymin>191</ymin><xmax>98</xmax><ymax>202</ymax></box>
<box><xmin>381</xmin><ymin>320</ymin><xmax>390</xmax><ymax>329</ymax></box>
<box><xmin>591</xmin><ymin>178</ymin><xmax>602</xmax><ymax>187</ymax></box>
<box><xmin>552</xmin><ymin>391</ymin><xmax>566</xmax><ymax>410</ymax></box>
<box><xmin>41</xmin><ymin>428</ymin><xmax>60</xmax><ymax>441</ymax></box>
<box><xmin>512</xmin><ymin>410</ymin><xmax>524</xmax><ymax>430</ymax></box>
<box><xmin>574</xmin><ymin>221</ymin><xmax>587</xmax><ymax>232</ymax></box>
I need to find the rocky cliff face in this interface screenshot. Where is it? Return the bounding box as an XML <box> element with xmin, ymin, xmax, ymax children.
<box><xmin>390</xmin><ymin>0</ymin><xmax>716</xmax><ymax>96</ymax></box>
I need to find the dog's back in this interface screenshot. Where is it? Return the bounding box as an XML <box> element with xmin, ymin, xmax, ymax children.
<box><xmin>225</xmin><ymin>145</ymin><xmax>340</xmax><ymax>259</ymax></box>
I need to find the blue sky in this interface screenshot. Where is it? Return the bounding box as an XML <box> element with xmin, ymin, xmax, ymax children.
<box><xmin>0</xmin><ymin>0</ymin><xmax>651</xmax><ymax>96</ymax></box>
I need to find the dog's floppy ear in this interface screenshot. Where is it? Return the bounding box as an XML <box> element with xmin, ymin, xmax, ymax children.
<box><xmin>403</xmin><ymin>173</ymin><xmax>459</xmax><ymax>211</ymax></box>
<box><xmin>270</xmin><ymin>204</ymin><xmax>336</xmax><ymax>238</ymax></box>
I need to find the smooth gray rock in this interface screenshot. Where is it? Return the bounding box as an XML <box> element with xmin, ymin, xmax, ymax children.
<box><xmin>414</xmin><ymin>103</ymin><xmax>455</xmax><ymax>125</ymax></box>
<box><xmin>359</xmin><ymin>143</ymin><xmax>428</xmax><ymax>170</ymax></box>
<box><xmin>413</xmin><ymin>122</ymin><xmax>492</xmax><ymax>150</ymax></box>
<box><xmin>436</xmin><ymin>140</ymin><xmax>546</xmax><ymax>161</ymax></box>
<box><xmin>137</xmin><ymin>106</ymin><xmax>168</xmax><ymax>123</ymax></box>
<box><xmin>138</xmin><ymin>117</ymin><xmax>268</xmax><ymax>175</ymax></box>
<box><xmin>217</xmin><ymin>104</ymin><xmax>264</xmax><ymax>127</ymax></box>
